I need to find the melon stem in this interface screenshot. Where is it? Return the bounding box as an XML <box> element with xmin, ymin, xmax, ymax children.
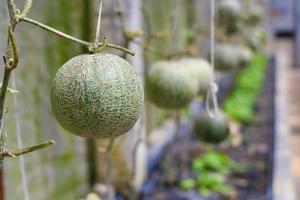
<box><xmin>17</xmin><ymin>17</ymin><xmax>135</xmax><ymax>56</ymax></box>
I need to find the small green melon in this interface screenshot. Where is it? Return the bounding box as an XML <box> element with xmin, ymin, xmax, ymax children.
<box><xmin>180</xmin><ymin>58</ymin><xmax>213</xmax><ymax>96</ymax></box>
<box><xmin>243</xmin><ymin>28</ymin><xmax>267</xmax><ymax>51</ymax></box>
<box><xmin>51</xmin><ymin>53</ymin><xmax>144</xmax><ymax>138</ymax></box>
<box><xmin>214</xmin><ymin>44</ymin><xmax>240</xmax><ymax>71</ymax></box>
<box><xmin>193</xmin><ymin>112</ymin><xmax>229</xmax><ymax>144</ymax></box>
<box><xmin>146</xmin><ymin>61</ymin><xmax>198</xmax><ymax>109</ymax></box>
<box><xmin>245</xmin><ymin>6</ymin><xmax>263</xmax><ymax>26</ymax></box>
<box><xmin>218</xmin><ymin>0</ymin><xmax>243</xmax><ymax>34</ymax></box>
<box><xmin>238</xmin><ymin>46</ymin><xmax>253</xmax><ymax>67</ymax></box>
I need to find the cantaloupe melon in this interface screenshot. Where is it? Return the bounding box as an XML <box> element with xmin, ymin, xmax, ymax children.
<box><xmin>245</xmin><ymin>6</ymin><xmax>263</xmax><ymax>26</ymax></box>
<box><xmin>214</xmin><ymin>44</ymin><xmax>240</xmax><ymax>71</ymax></box>
<box><xmin>193</xmin><ymin>112</ymin><xmax>229</xmax><ymax>144</ymax></box>
<box><xmin>238</xmin><ymin>46</ymin><xmax>253</xmax><ymax>67</ymax></box>
<box><xmin>180</xmin><ymin>58</ymin><xmax>213</xmax><ymax>96</ymax></box>
<box><xmin>218</xmin><ymin>0</ymin><xmax>243</xmax><ymax>34</ymax></box>
<box><xmin>146</xmin><ymin>61</ymin><xmax>198</xmax><ymax>109</ymax></box>
<box><xmin>51</xmin><ymin>53</ymin><xmax>144</xmax><ymax>138</ymax></box>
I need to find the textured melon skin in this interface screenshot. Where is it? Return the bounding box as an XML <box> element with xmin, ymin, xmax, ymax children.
<box><xmin>245</xmin><ymin>6</ymin><xmax>263</xmax><ymax>26</ymax></box>
<box><xmin>193</xmin><ymin>113</ymin><xmax>229</xmax><ymax>144</ymax></box>
<box><xmin>218</xmin><ymin>0</ymin><xmax>243</xmax><ymax>34</ymax></box>
<box><xmin>243</xmin><ymin>28</ymin><xmax>267</xmax><ymax>51</ymax></box>
<box><xmin>180</xmin><ymin>58</ymin><xmax>213</xmax><ymax>96</ymax></box>
<box><xmin>146</xmin><ymin>61</ymin><xmax>198</xmax><ymax>109</ymax></box>
<box><xmin>51</xmin><ymin>53</ymin><xmax>144</xmax><ymax>138</ymax></box>
<box><xmin>214</xmin><ymin>44</ymin><xmax>240</xmax><ymax>71</ymax></box>
<box><xmin>238</xmin><ymin>46</ymin><xmax>253</xmax><ymax>67</ymax></box>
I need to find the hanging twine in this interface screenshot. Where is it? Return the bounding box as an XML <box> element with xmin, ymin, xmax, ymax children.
<box><xmin>12</xmin><ymin>72</ymin><xmax>30</xmax><ymax>200</ymax></box>
<box><xmin>206</xmin><ymin>0</ymin><xmax>220</xmax><ymax>118</ymax></box>
<box><xmin>95</xmin><ymin>1</ymin><xmax>103</xmax><ymax>44</ymax></box>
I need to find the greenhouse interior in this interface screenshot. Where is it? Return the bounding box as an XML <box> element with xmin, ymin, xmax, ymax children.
<box><xmin>0</xmin><ymin>0</ymin><xmax>299</xmax><ymax>199</ymax></box>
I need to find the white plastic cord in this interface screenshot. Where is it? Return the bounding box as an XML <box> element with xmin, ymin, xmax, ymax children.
<box><xmin>210</xmin><ymin>0</ymin><xmax>215</xmax><ymax>74</ymax></box>
<box><xmin>95</xmin><ymin>1</ymin><xmax>103</xmax><ymax>44</ymax></box>
<box><xmin>12</xmin><ymin>72</ymin><xmax>30</xmax><ymax>200</ymax></box>
<box><xmin>206</xmin><ymin>0</ymin><xmax>220</xmax><ymax>118</ymax></box>
<box><xmin>171</xmin><ymin>0</ymin><xmax>179</xmax><ymax>51</ymax></box>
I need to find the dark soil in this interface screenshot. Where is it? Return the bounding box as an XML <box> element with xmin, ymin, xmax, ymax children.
<box><xmin>139</xmin><ymin>64</ymin><xmax>274</xmax><ymax>200</ymax></box>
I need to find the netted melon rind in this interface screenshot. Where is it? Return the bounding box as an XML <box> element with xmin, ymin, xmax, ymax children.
<box><xmin>180</xmin><ymin>58</ymin><xmax>213</xmax><ymax>96</ymax></box>
<box><xmin>238</xmin><ymin>46</ymin><xmax>253</xmax><ymax>67</ymax></box>
<box><xmin>214</xmin><ymin>44</ymin><xmax>240</xmax><ymax>71</ymax></box>
<box><xmin>218</xmin><ymin>0</ymin><xmax>243</xmax><ymax>24</ymax></box>
<box><xmin>193</xmin><ymin>112</ymin><xmax>229</xmax><ymax>144</ymax></box>
<box><xmin>51</xmin><ymin>53</ymin><xmax>144</xmax><ymax>138</ymax></box>
<box><xmin>146</xmin><ymin>61</ymin><xmax>198</xmax><ymax>109</ymax></box>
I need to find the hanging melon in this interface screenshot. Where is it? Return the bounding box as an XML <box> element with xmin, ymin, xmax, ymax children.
<box><xmin>217</xmin><ymin>0</ymin><xmax>243</xmax><ymax>34</ymax></box>
<box><xmin>193</xmin><ymin>112</ymin><xmax>229</xmax><ymax>144</ymax></box>
<box><xmin>146</xmin><ymin>61</ymin><xmax>198</xmax><ymax>109</ymax></box>
<box><xmin>214</xmin><ymin>44</ymin><xmax>240</xmax><ymax>71</ymax></box>
<box><xmin>243</xmin><ymin>28</ymin><xmax>267</xmax><ymax>51</ymax></box>
<box><xmin>180</xmin><ymin>58</ymin><xmax>213</xmax><ymax>96</ymax></box>
<box><xmin>51</xmin><ymin>53</ymin><xmax>144</xmax><ymax>138</ymax></box>
<box><xmin>238</xmin><ymin>46</ymin><xmax>253</xmax><ymax>67</ymax></box>
<box><xmin>244</xmin><ymin>6</ymin><xmax>263</xmax><ymax>26</ymax></box>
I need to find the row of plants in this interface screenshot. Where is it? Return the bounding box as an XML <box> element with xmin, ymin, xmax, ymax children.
<box><xmin>224</xmin><ymin>53</ymin><xmax>268</xmax><ymax>123</ymax></box>
<box><xmin>180</xmin><ymin>149</ymin><xmax>245</xmax><ymax>197</ymax></box>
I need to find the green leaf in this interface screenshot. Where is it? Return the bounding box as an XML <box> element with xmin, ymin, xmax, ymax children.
<box><xmin>180</xmin><ymin>178</ymin><xmax>196</xmax><ymax>191</ymax></box>
<box><xmin>198</xmin><ymin>172</ymin><xmax>223</xmax><ymax>188</ymax></box>
<box><xmin>212</xmin><ymin>183</ymin><xmax>235</xmax><ymax>196</ymax></box>
<box><xmin>192</xmin><ymin>157</ymin><xmax>205</xmax><ymax>172</ymax></box>
<box><xmin>198</xmin><ymin>186</ymin><xmax>211</xmax><ymax>196</ymax></box>
<box><xmin>223</xmin><ymin>53</ymin><xmax>267</xmax><ymax>123</ymax></box>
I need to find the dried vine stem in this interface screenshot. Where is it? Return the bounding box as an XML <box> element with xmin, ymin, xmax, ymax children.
<box><xmin>4</xmin><ymin>140</ymin><xmax>55</xmax><ymax>158</ymax></box>
<box><xmin>19</xmin><ymin>0</ymin><xmax>33</xmax><ymax>18</ymax></box>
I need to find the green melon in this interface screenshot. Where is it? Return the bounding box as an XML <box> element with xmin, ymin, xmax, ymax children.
<box><xmin>243</xmin><ymin>28</ymin><xmax>267</xmax><ymax>51</ymax></box>
<box><xmin>180</xmin><ymin>58</ymin><xmax>213</xmax><ymax>96</ymax></box>
<box><xmin>193</xmin><ymin>112</ymin><xmax>229</xmax><ymax>144</ymax></box>
<box><xmin>238</xmin><ymin>46</ymin><xmax>253</xmax><ymax>67</ymax></box>
<box><xmin>217</xmin><ymin>0</ymin><xmax>243</xmax><ymax>34</ymax></box>
<box><xmin>245</xmin><ymin>6</ymin><xmax>263</xmax><ymax>26</ymax></box>
<box><xmin>214</xmin><ymin>44</ymin><xmax>240</xmax><ymax>71</ymax></box>
<box><xmin>146</xmin><ymin>61</ymin><xmax>198</xmax><ymax>109</ymax></box>
<box><xmin>51</xmin><ymin>53</ymin><xmax>144</xmax><ymax>138</ymax></box>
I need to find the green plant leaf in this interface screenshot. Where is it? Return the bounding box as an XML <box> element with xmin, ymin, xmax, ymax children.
<box><xmin>192</xmin><ymin>157</ymin><xmax>205</xmax><ymax>172</ymax></box>
<box><xmin>198</xmin><ymin>186</ymin><xmax>211</xmax><ymax>196</ymax></box>
<box><xmin>212</xmin><ymin>183</ymin><xmax>236</xmax><ymax>196</ymax></box>
<box><xmin>180</xmin><ymin>178</ymin><xmax>196</xmax><ymax>190</ymax></box>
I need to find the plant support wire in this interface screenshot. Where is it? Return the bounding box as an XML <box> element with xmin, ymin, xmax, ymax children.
<box><xmin>206</xmin><ymin>0</ymin><xmax>220</xmax><ymax>118</ymax></box>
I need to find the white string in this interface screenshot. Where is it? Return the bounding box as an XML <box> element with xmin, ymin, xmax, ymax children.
<box><xmin>95</xmin><ymin>1</ymin><xmax>103</xmax><ymax>44</ymax></box>
<box><xmin>12</xmin><ymin>72</ymin><xmax>30</xmax><ymax>200</ymax></box>
<box><xmin>206</xmin><ymin>0</ymin><xmax>219</xmax><ymax>118</ymax></box>
<box><xmin>171</xmin><ymin>0</ymin><xmax>179</xmax><ymax>51</ymax></box>
<box><xmin>210</xmin><ymin>0</ymin><xmax>215</xmax><ymax>74</ymax></box>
